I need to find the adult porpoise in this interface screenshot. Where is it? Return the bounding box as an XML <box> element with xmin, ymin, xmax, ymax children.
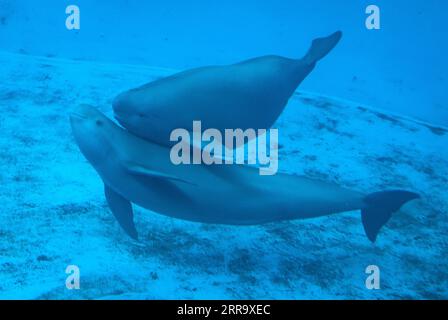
<box><xmin>113</xmin><ymin>31</ymin><xmax>343</xmax><ymax>146</ymax></box>
<box><xmin>70</xmin><ymin>105</ymin><xmax>419</xmax><ymax>242</ymax></box>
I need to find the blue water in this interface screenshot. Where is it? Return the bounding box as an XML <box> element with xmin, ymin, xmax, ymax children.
<box><xmin>2</xmin><ymin>0</ymin><xmax>447</xmax><ymax>125</ymax></box>
<box><xmin>0</xmin><ymin>1</ymin><xmax>447</xmax><ymax>299</ymax></box>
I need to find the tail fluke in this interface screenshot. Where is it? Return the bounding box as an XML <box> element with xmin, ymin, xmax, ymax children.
<box><xmin>362</xmin><ymin>190</ymin><xmax>420</xmax><ymax>242</ymax></box>
<box><xmin>303</xmin><ymin>31</ymin><xmax>343</xmax><ymax>65</ymax></box>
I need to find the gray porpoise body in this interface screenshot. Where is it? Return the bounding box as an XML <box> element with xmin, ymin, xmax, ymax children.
<box><xmin>71</xmin><ymin>105</ymin><xmax>419</xmax><ymax>242</ymax></box>
<box><xmin>113</xmin><ymin>31</ymin><xmax>343</xmax><ymax>146</ymax></box>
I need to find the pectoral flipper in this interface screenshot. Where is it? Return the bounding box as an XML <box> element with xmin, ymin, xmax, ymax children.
<box><xmin>104</xmin><ymin>184</ymin><xmax>139</xmax><ymax>240</ymax></box>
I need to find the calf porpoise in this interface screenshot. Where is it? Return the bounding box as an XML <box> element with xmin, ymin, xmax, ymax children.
<box><xmin>113</xmin><ymin>31</ymin><xmax>343</xmax><ymax>146</ymax></box>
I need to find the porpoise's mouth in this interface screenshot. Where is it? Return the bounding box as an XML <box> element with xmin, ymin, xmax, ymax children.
<box><xmin>114</xmin><ymin>113</ymin><xmax>131</xmax><ymax>125</ymax></box>
<box><xmin>70</xmin><ymin>112</ymin><xmax>88</xmax><ymax>120</ymax></box>
<box><xmin>114</xmin><ymin>113</ymin><xmax>124</xmax><ymax>123</ymax></box>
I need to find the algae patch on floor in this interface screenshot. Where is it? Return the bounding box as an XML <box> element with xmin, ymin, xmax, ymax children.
<box><xmin>0</xmin><ymin>52</ymin><xmax>447</xmax><ymax>299</ymax></box>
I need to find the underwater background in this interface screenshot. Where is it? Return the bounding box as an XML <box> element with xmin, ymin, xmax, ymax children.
<box><xmin>0</xmin><ymin>0</ymin><xmax>447</xmax><ymax>299</ymax></box>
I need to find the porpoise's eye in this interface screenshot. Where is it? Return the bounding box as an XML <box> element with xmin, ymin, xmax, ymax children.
<box><xmin>96</xmin><ymin>120</ymin><xmax>103</xmax><ymax>126</ymax></box>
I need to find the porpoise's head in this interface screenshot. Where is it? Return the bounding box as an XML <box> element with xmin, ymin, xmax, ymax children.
<box><xmin>112</xmin><ymin>91</ymin><xmax>154</xmax><ymax>140</ymax></box>
<box><xmin>70</xmin><ymin>104</ymin><xmax>116</xmax><ymax>168</ymax></box>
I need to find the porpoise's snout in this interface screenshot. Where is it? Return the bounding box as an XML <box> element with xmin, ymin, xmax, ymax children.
<box><xmin>70</xmin><ymin>104</ymin><xmax>114</xmax><ymax>165</ymax></box>
<box><xmin>112</xmin><ymin>91</ymin><xmax>143</xmax><ymax>129</ymax></box>
<box><xmin>70</xmin><ymin>104</ymin><xmax>100</xmax><ymax>121</ymax></box>
<box><xmin>70</xmin><ymin>104</ymin><xmax>112</xmax><ymax>136</ymax></box>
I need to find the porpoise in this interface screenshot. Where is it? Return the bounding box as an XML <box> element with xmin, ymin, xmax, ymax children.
<box><xmin>70</xmin><ymin>105</ymin><xmax>419</xmax><ymax>242</ymax></box>
<box><xmin>113</xmin><ymin>31</ymin><xmax>343</xmax><ymax>146</ymax></box>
